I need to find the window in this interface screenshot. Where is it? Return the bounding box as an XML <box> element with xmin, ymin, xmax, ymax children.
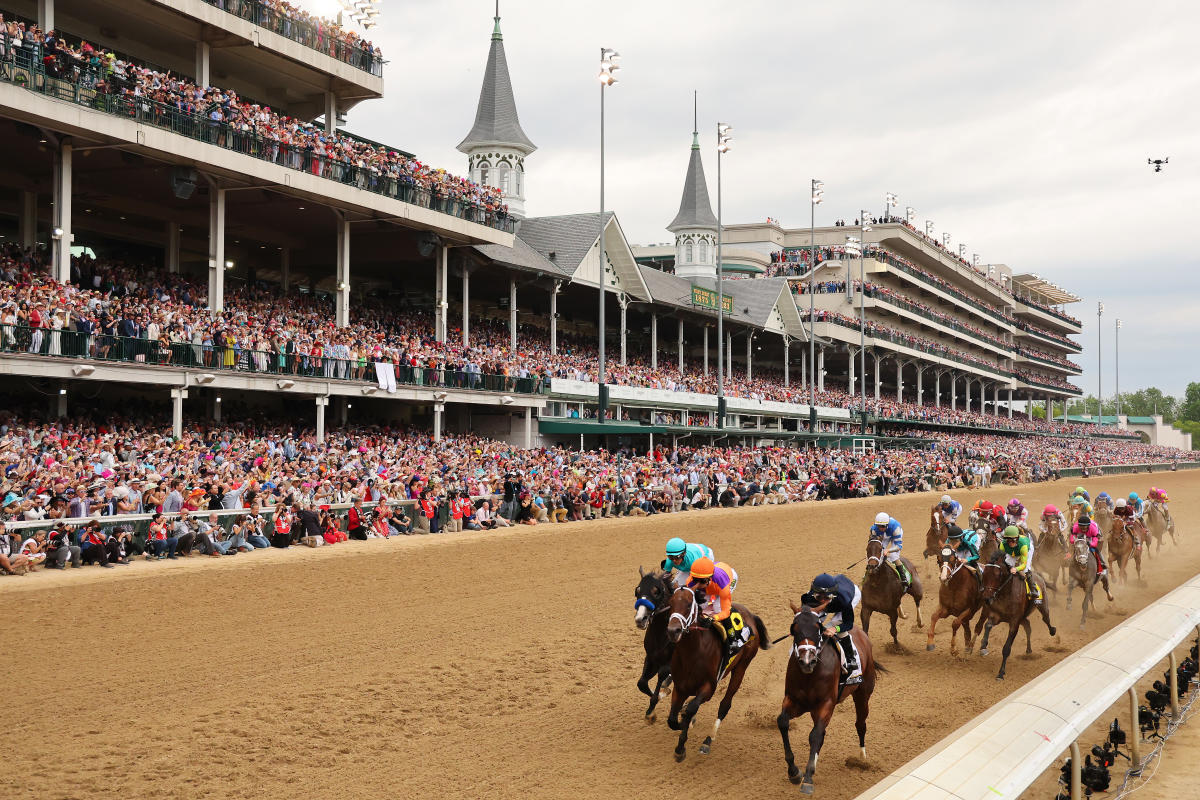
<box><xmin>499</xmin><ymin>168</ymin><xmax>510</xmax><ymax>195</ymax></box>
<box><xmin>515</xmin><ymin>168</ymin><xmax>522</xmax><ymax>195</ymax></box>
<box><xmin>685</xmin><ymin>242</ymin><xmax>694</xmax><ymax>262</ymax></box>
<box><xmin>478</xmin><ymin>162</ymin><xmax>490</xmax><ymax>186</ymax></box>
<box><xmin>699</xmin><ymin>240</ymin><xmax>708</xmax><ymax>262</ymax></box>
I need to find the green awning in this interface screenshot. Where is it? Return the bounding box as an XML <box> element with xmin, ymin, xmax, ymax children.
<box><xmin>538</xmin><ymin>419</ymin><xmax>668</xmax><ymax>435</ymax></box>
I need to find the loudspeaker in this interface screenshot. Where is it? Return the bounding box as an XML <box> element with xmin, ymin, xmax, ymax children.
<box><xmin>170</xmin><ymin>166</ymin><xmax>199</xmax><ymax>201</ymax></box>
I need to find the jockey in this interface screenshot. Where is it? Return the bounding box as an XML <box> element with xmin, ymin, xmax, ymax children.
<box><xmin>988</xmin><ymin>504</ymin><xmax>1007</xmax><ymax>534</ymax></box>
<box><xmin>1069</xmin><ymin>494</ymin><xmax>1093</xmax><ymax>520</ymax></box>
<box><xmin>969</xmin><ymin>499</ymin><xmax>993</xmax><ymax>529</ymax></box>
<box><xmin>1094</xmin><ymin>492</ymin><xmax>1114</xmax><ymax>512</ymax></box>
<box><xmin>662</xmin><ymin>538</ymin><xmax>715</xmax><ymax>588</ymax></box>
<box><xmin>937</xmin><ymin>494</ymin><xmax>962</xmax><ymax>526</ymax></box>
<box><xmin>1001</xmin><ymin>525</ymin><xmax>1041</xmax><ymax>605</ymax></box>
<box><xmin>1005</xmin><ymin>498</ymin><xmax>1028</xmax><ymax>531</ymax></box>
<box><xmin>869</xmin><ymin>512</ymin><xmax>912</xmax><ymax>591</ymax></box>
<box><xmin>806</xmin><ymin>573</ymin><xmax>863</xmax><ymax>684</ymax></box>
<box><xmin>1070</xmin><ymin>486</ymin><xmax>1091</xmax><ymax>503</ymax></box>
<box><xmin>1070</xmin><ymin>514</ymin><xmax>1106</xmax><ymax>576</ymax></box>
<box><xmin>945</xmin><ymin>523</ymin><xmax>979</xmax><ymax>565</ymax></box>
<box><xmin>1148</xmin><ymin>486</ymin><xmax>1175</xmax><ymax>531</ymax></box>
<box><xmin>1113</xmin><ymin>497</ymin><xmax>1144</xmax><ymax>548</ymax></box>
<box><xmin>1040</xmin><ymin>504</ymin><xmax>1068</xmax><ymax>546</ymax></box>
<box><xmin>1127</xmin><ymin>492</ymin><xmax>1145</xmax><ymax>519</ymax></box>
<box><xmin>688</xmin><ymin>556</ymin><xmax>747</xmax><ymax>660</ymax></box>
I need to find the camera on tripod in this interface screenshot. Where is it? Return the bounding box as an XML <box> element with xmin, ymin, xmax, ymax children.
<box><xmin>1056</xmin><ymin>754</ymin><xmax>1110</xmax><ymax>798</ymax></box>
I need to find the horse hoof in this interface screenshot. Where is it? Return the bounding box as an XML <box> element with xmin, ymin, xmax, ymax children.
<box><xmin>996</xmin><ymin>674</ymin><xmax>1006</xmax><ymax>681</ymax></box>
<box><xmin>674</xmin><ymin>750</ymin><xmax>686</xmax><ymax>763</ymax></box>
<box><xmin>645</xmin><ymin>713</ymin><xmax>656</xmax><ymax>725</ymax></box>
<box><xmin>789</xmin><ymin>772</ymin><xmax>802</xmax><ymax>785</ymax></box>
<box><xmin>801</xmin><ymin>780</ymin><xmax>816</xmax><ymax>795</ymax></box>
<box><xmin>980</xmin><ymin>648</ymin><xmax>989</xmax><ymax>656</ymax></box>
<box><xmin>699</xmin><ymin>743</ymin><xmax>710</xmax><ymax>755</ymax></box>
<box><xmin>1049</xmin><ymin>627</ymin><xmax>1057</xmax><ymax>636</ymax></box>
<box><xmin>926</xmin><ymin>644</ymin><xmax>935</xmax><ymax>652</ymax></box>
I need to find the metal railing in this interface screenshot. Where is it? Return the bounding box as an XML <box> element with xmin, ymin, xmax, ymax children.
<box><xmin>0</xmin><ymin>324</ymin><xmax>544</xmax><ymax>394</ymax></box>
<box><xmin>855</xmin><ymin>285</ymin><xmax>1012</xmax><ymax>353</ymax></box>
<box><xmin>1015</xmin><ymin>346</ymin><xmax>1081</xmax><ymax>372</ymax></box>
<box><xmin>198</xmin><ymin>0</ymin><xmax>385</xmax><ymax>76</ymax></box>
<box><xmin>1016</xmin><ymin>371</ymin><xmax>1080</xmax><ymax>394</ymax></box>
<box><xmin>0</xmin><ymin>49</ymin><xmax>513</xmax><ymax>233</ymax></box>
<box><xmin>1017</xmin><ymin>321</ymin><xmax>1082</xmax><ymax>352</ymax></box>
<box><xmin>867</xmin><ymin>249</ymin><xmax>1015</xmax><ymax>327</ymax></box>
<box><xmin>1014</xmin><ymin>294</ymin><xmax>1082</xmax><ymax>328</ymax></box>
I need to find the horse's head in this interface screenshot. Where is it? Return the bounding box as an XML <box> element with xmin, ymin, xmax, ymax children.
<box><xmin>866</xmin><ymin>534</ymin><xmax>885</xmax><ymax>573</ymax></box>
<box><xmin>979</xmin><ymin>552</ymin><xmax>1009</xmax><ymax>602</ymax></box>
<box><xmin>924</xmin><ymin>511</ymin><xmax>946</xmax><ymax>558</ymax></box>
<box><xmin>788</xmin><ymin>601</ymin><xmax>824</xmax><ymax>673</ymax></box>
<box><xmin>936</xmin><ymin>546</ymin><xmax>958</xmax><ymax>583</ymax></box>
<box><xmin>1072</xmin><ymin>537</ymin><xmax>1090</xmax><ymax>566</ymax></box>
<box><xmin>665</xmin><ymin>586</ymin><xmax>698</xmax><ymax>644</ymax></box>
<box><xmin>633</xmin><ymin>566</ymin><xmax>670</xmax><ymax>630</ymax></box>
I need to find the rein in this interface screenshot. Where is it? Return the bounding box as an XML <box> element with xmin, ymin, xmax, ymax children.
<box><xmin>787</xmin><ymin>610</ymin><xmax>825</xmax><ymax>661</ymax></box>
<box><xmin>980</xmin><ymin>562</ymin><xmax>1013</xmax><ymax>599</ymax></box>
<box><xmin>668</xmin><ymin>587</ymin><xmax>698</xmax><ymax>634</ymax></box>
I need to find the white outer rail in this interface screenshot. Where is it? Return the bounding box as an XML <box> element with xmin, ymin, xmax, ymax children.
<box><xmin>853</xmin><ymin>573</ymin><xmax>1200</xmax><ymax>800</ymax></box>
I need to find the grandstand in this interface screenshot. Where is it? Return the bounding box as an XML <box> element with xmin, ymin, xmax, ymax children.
<box><xmin>0</xmin><ymin>1</ymin><xmax>1156</xmax><ymax>457</ymax></box>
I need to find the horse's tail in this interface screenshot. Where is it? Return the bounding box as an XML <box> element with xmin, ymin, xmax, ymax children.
<box><xmin>874</xmin><ymin>659</ymin><xmax>889</xmax><ymax>675</ymax></box>
<box><xmin>753</xmin><ymin>615</ymin><xmax>771</xmax><ymax>650</ymax></box>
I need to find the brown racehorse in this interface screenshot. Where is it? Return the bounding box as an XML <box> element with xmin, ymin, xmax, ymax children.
<box><xmin>1064</xmin><ymin>537</ymin><xmax>1112</xmax><ymax>628</ymax></box>
<box><xmin>1107</xmin><ymin>518</ymin><xmax>1143</xmax><ymax>584</ymax></box>
<box><xmin>664</xmin><ymin>587</ymin><xmax>769</xmax><ymax>761</ymax></box>
<box><xmin>861</xmin><ymin>536</ymin><xmax>923</xmax><ymax>647</ymax></box>
<box><xmin>923</xmin><ymin>507</ymin><xmax>948</xmax><ymax>559</ymax></box>
<box><xmin>974</xmin><ymin>552</ymin><xmax>1057</xmax><ymax>680</ymax></box>
<box><xmin>1146</xmin><ymin>503</ymin><xmax>1176</xmax><ymax>553</ymax></box>
<box><xmin>925</xmin><ymin>546</ymin><xmax>983</xmax><ymax>655</ymax></box>
<box><xmin>1033</xmin><ymin>518</ymin><xmax>1067</xmax><ymax>589</ymax></box>
<box><xmin>777</xmin><ymin>603</ymin><xmax>882</xmax><ymax>794</ymax></box>
<box><xmin>977</xmin><ymin>525</ymin><xmax>1000</xmax><ymax>565</ymax></box>
<box><xmin>1094</xmin><ymin>503</ymin><xmax>1114</xmax><ymax>539</ymax></box>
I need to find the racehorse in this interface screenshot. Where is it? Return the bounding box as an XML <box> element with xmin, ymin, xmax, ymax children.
<box><xmin>633</xmin><ymin>568</ymin><xmax>674</xmax><ymax>721</ymax></box>
<box><xmin>861</xmin><ymin>535</ymin><xmax>923</xmax><ymax>647</ymax></box>
<box><xmin>1107</xmin><ymin>518</ymin><xmax>1143</xmax><ymax>584</ymax></box>
<box><xmin>777</xmin><ymin>602</ymin><xmax>883</xmax><ymax>794</ymax></box>
<box><xmin>977</xmin><ymin>526</ymin><xmax>1000</xmax><ymax>565</ymax></box>
<box><xmin>925</xmin><ymin>546</ymin><xmax>983</xmax><ymax>656</ymax></box>
<box><xmin>974</xmin><ymin>552</ymin><xmax>1057</xmax><ymax>680</ymax></box>
<box><xmin>1094</xmin><ymin>503</ymin><xmax>1114</xmax><ymax>539</ymax></box>
<box><xmin>1033</xmin><ymin>519</ymin><xmax>1067</xmax><ymax>589</ymax></box>
<box><xmin>1064</xmin><ymin>537</ymin><xmax>1112</xmax><ymax>629</ymax></box>
<box><xmin>1146</xmin><ymin>502</ymin><xmax>1176</xmax><ymax>554</ymax></box>
<box><xmin>664</xmin><ymin>586</ymin><xmax>769</xmax><ymax>761</ymax></box>
<box><xmin>923</xmin><ymin>507</ymin><xmax>948</xmax><ymax>559</ymax></box>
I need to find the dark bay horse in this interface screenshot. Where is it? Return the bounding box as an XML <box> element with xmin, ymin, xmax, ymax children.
<box><xmin>1107</xmin><ymin>519</ymin><xmax>1143</xmax><ymax>584</ymax></box>
<box><xmin>923</xmin><ymin>507</ymin><xmax>948</xmax><ymax>559</ymax></box>
<box><xmin>1033</xmin><ymin>518</ymin><xmax>1067</xmax><ymax>589</ymax></box>
<box><xmin>1146</xmin><ymin>503</ymin><xmax>1176</xmax><ymax>554</ymax></box>
<box><xmin>977</xmin><ymin>526</ymin><xmax>1000</xmax><ymax>565</ymax></box>
<box><xmin>633</xmin><ymin>568</ymin><xmax>674</xmax><ymax>720</ymax></box>
<box><xmin>925</xmin><ymin>547</ymin><xmax>982</xmax><ymax>656</ymax></box>
<box><xmin>778</xmin><ymin>604</ymin><xmax>882</xmax><ymax>794</ymax></box>
<box><xmin>862</xmin><ymin>536</ymin><xmax>923</xmax><ymax>647</ymax></box>
<box><xmin>1064</xmin><ymin>538</ymin><xmax>1112</xmax><ymax>629</ymax></box>
<box><xmin>975</xmin><ymin>553</ymin><xmax>1056</xmax><ymax>680</ymax></box>
<box><xmin>664</xmin><ymin>586</ymin><xmax>769</xmax><ymax>761</ymax></box>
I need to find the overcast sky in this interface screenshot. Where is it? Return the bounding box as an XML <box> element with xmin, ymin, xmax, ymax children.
<box><xmin>326</xmin><ymin>0</ymin><xmax>1199</xmax><ymax>398</ymax></box>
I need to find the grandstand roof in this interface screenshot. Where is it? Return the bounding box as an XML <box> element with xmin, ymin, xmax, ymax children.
<box><xmin>457</xmin><ymin>14</ymin><xmax>536</xmax><ymax>155</ymax></box>
<box><xmin>667</xmin><ymin>133</ymin><xmax>718</xmax><ymax>232</ymax></box>
<box><xmin>1011</xmin><ymin>273</ymin><xmax>1081</xmax><ymax>304</ymax></box>
<box><xmin>517</xmin><ymin>213</ymin><xmax>615</xmax><ymax>274</ymax></box>
<box><xmin>473</xmin><ymin>235</ymin><xmax>570</xmax><ymax>277</ymax></box>
<box><xmin>636</xmin><ymin>266</ymin><xmax>807</xmax><ymax>339</ymax></box>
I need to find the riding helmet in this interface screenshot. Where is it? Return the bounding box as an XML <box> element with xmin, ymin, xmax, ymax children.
<box><xmin>811</xmin><ymin>573</ymin><xmax>838</xmax><ymax>594</ymax></box>
<box><xmin>1078</xmin><ymin>515</ymin><xmax>1092</xmax><ymax>527</ymax></box>
<box><xmin>874</xmin><ymin>512</ymin><xmax>890</xmax><ymax>526</ymax></box>
<box><xmin>940</xmin><ymin>494</ymin><xmax>952</xmax><ymax>505</ymax></box>
<box><xmin>690</xmin><ymin>557</ymin><xmax>715</xmax><ymax>579</ymax></box>
<box><xmin>665</xmin><ymin>537</ymin><xmax>686</xmax><ymax>557</ymax></box>
<box><xmin>1043</xmin><ymin>504</ymin><xmax>1059</xmax><ymax>516</ymax></box>
<box><xmin>1115</xmin><ymin>498</ymin><xmax>1127</xmax><ymax>508</ymax></box>
<box><xmin>1128</xmin><ymin>492</ymin><xmax>1139</xmax><ymax>502</ymax></box>
<box><xmin>946</xmin><ymin>524</ymin><xmax>963</xmax><ymax>540</ymax></box>
<box><xmin>1002</xmin><ymin>525</ymin><xmax>1021</xmax><ymax>540</ymax></box>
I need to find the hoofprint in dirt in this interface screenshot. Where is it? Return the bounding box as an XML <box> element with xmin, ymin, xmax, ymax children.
<box><xmin>2</xmin><ymin>473</ymin><xmax>1198</xmax><ymax>800</ymax></box>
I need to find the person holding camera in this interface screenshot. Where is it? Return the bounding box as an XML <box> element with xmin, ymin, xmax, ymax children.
<box><xmin>47</xmin><ymin>522</ymin><xmax>83</xmax><ymax>568</ymax></box>
<box><xmin>79</xmin><ymin>521</ymin><xmax>114</xmax><ymax>568</ymax></box>
<box><xmin>0</xmin><ymin>521</ymin><xmax>32</xmax><ymax>575</ymax></box>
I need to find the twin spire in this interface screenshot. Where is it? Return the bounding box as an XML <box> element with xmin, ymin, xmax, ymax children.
<box><xmin>668</xmin><ymin>92</ymin><xmax>718</xmax><ymax>232</ymax></box>
<box><xmin>457</xmin><ymin>3</ymin><xmax>536</xmax><ymax>155</ymax></box>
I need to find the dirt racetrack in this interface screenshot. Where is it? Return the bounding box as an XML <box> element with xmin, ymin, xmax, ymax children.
<box><xmin>5</xmin><ymin>471</ymin><xmax>1200</xmax><ymax>800</ymax></box>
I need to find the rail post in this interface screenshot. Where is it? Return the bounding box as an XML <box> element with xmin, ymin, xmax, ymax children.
<box><xmin>1128</xmin><ymin>686</ymin><xmax>1142</xmax><ymax>770</ymax></box>
<box><xmin>1169</xmin><ymin>651</ymin><xmax>1180</xmax><ymax>717</ymax></box>
<box><xmin>1069</xmin><ymin>741</ymin><xmax>1082</xmax><ymax>800</ymax></box>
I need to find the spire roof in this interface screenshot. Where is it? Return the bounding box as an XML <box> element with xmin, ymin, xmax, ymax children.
<box><xmin>667</xmin><ymin>123</ymin><xmax>718</xmax><ymax>232</ymax></box>
<box><xmin>457</xmin><ymin>11</ymin><xmax>536</xmax><ymax>156</ymax></box>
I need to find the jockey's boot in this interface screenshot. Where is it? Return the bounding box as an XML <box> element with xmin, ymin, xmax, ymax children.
<box><xmin>1025</xmin><ymin>574</ymin><xmax>1042</xmax><ymax>605</ymax></box>
<box><xmin>894</xmin><ymin>560</ymin><xmax>912</xmax><ymax>592</ymax></box>
<box><xmin>838</xmin><ymin>633</ymin><xmax>861</xmax><ymax>684</ymax></box>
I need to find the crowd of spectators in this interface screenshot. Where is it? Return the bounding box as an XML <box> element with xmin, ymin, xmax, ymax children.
<box><xmin>0</xmin><ymin>15</ymin><xmax>504</xmax><ymax>221</ymax></box>
<box><xmin>0</xmin><ymin>395</ymin><xmax>1192</xmax><ymax>576</ymax></box>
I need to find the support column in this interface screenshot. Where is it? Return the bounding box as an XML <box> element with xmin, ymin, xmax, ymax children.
<box><xmin>165</xmin><ymin>221</ymin><xmax>181</xmax><ymax>274</ymax></box>
<box><xmin>461</xmin><ymin>267</ymin><xmax>471</xmax><ymax>347</ymax></box>
<box><xmin>19</xmin><ymin>191</ymin><xmax>37</xmax><ymax>250</ymax></box>
<box><xmin>335</xmin><ymin>216</ymin><xmax>350</xmax><ymax>328</ymax></box>
<box><xmin>280</xmin><ymin>248</ymin><xmax>290</xmax><ymax>292</ymax></box>
<box><xmin>509</xmin><ymin>278</ymin><xmax>517</xmax><ymax>350</ymax></box>
<box><xmin>207</xmin><ymin>187</ymin><xmax>225</xmax><ymax>311</ymax></box>
<box><xmin>817</xmin><ymin>348</ymin><xmax>826</xmax><ymax>392</ymax></box>
<box><xmin>324</xmin><ymin>91</ymin><xmax>337</xmax><ymax>133</ymax></box>
<box><xmin>650</xmin><ymin>313</ymin><xmax>658</xmax><ymax>369</ymax></box>
<box><xmin>848</xmin><ymin>348</ymin><xmax>856</xmax><ymax>394</ymax></box>
<box><xmin>873</xmin><ymin>355</ymin><xmax>881</xmax><ymax>401</ymax></box>
<box><xmin>950</xmin><ymin>373</ymin><xmax>958</xmax><ymax>411</ymax></box>
<box><xmin>726</xmin><ymin>331</ymin><xmax>732</xmax><ymax>379</ymax></box>
<box><xmin>170</xmin><ymin>388</ymin><xmax>187</xmax><ymax>439</ymax></box>
<box><xmin>338</xmin><ymin>397</ymin><xmax>348</xmax><ymax>426</ymax></box>
<box><xmin>211</xmin><ymin>393</ymin><xmax>221</xmax><ymax>423</ymax></box>
<box><xmin>703</xmin><ymin>326</ymin><xmax>709</xmax><ymax>376</ymax></box>
<box><xmin>619</xmin><ymin>296</ymin><xmax>628</xmax><ymax>366</ymax></box>
<box><xmin>1008</xmin><ymin>388</ymin><xmax>1014</xmax><ymax>419</ymax></box>
<box><xmin>964</xmin><ymin>377</ymin><xmax>972</xmax><ymax>412</ymax></box>
<box><xmin>993</xmin><ymin>384</ymin><xmax>1000</xmax><ymax>417</ymax></box>
<box><xmin>550</xmin><ymin>281</ymin><xmax>561</xmax><ymax>355</ymax></box>
<box><xmin>783</xmin><ymin>337</ymin><xmax>790</xmax><ymax>387</ymax></box>
<box><xmin>1046</xmin><ymin>394</ymin><xmax>1052</xmax><ymax>427</ymax></box>
<box><xmin>896</xmin><ymin>361</ymin><xmax>903</xmax><ymax>402</ymax></box>
<box><xmin>935</xmin><ymin>371</ymin><xmax>942</xmax><ymax>408</ymax></box>
<box><xmin>195</xmin><ymin>41</ymin><xmax>210</xmax><ymax>87</ymax></box>
<box><xmin>677</xmin><ymin>318</ymin><xmax>684</xmax><ymax>374</ymax></box>
<box><xmin>746</xmin><ymin>333</ymin><xmax>753</xmax><ymax>380</ymax></box>
<box><xmin>37</xmin><ymin>0</ymin><xmax>53</xmax><ymax>40</ymax></box>
<box><xmin>801</xmin><ymin>349</ymin><xmax>807</xmax><ymax>389</ymax></box>
<box><xmin>52</xmin><ymin>141</ymin><xmax>72</xmax><ymax>283</ymax></box>
<box><xmin>916</xmin><ymin>366</ymin><xmax>924</xmax><ymax>405</ymax></box>
<box><xmin>54</xmin><ymin>382</ymin><xmax>67</xmax><ymax>418</ymax></box>
<box><xmin>433</xmin><ymin>403</ymin><xmax>443</xmax><ymax>442</ymax></box>
<box><xmin>524</xmin><ymin>407</ymin><xmax>532</xmax><ymax>449</ymax></box>
<box><xmin>315</xmin><ymin>396</ymin><xmax>328</xmax><ymax>443</ymax></box>
<box><xmin>435</xmin><ymin>245</ymin><xmax>449</xmax><ymax>342</ymax></box>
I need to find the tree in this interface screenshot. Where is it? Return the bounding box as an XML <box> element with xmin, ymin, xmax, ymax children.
<box><xmin>1180</xmin><ymin>383</ymin><xmax>1200</xmax><ymax>423</ymax></box>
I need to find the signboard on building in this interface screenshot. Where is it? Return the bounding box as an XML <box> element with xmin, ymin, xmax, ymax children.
<box><xmin>691</xmin><ymin>285</ymin><xmax>733</xmax><ymax>314</ymax></box>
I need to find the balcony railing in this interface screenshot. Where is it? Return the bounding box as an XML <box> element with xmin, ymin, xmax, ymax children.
<box><xmin>1014</xmin><ymin>295</ymin><xmax>1081</xmax><ymax>328</ymax></box>
<box><xmin>856</xmin><ymin>285</ymin><xmax>1012</xmax><ymax>354</ymax></box>
<box><xmin>0</xmin><ymin>51</ymin><xmax>513</xmax><ymax>233</ymax></box>
<box><xmin>1016</xmin><ymin>321</ymin><xmax>1082</xmax><ymax>352</ymax></box>
<box><xmin>199</xmin><ymin>0</ymin><xmax>385</xmax><ymax>76</ymax></box>
<box><xmin>863</xmin><ymin>248</ymin><xmax>1014</xmax><ymax>327</ymax></box>
<box><xmin>0</xmin><ymin>325</ymin><xmax>543</xmax><ymax>394</ymax></box>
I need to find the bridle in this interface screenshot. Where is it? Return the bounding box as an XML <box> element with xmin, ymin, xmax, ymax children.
<box><xmin>939</xmin><ymin>547</ymin><xmax>966</xmax><ymax>581</ymax></box>
<box><xmin>979</xmin><ymin>561</ymin><xmax>1013</xmax><ymax>600</ymax></box>
<box><xmin>668</xmin><ymin>587</ymin><xmax>699</xmax><ymax>634</ymax></box>
<box><xmin>790</xmin><ymin>608</ymin><xmax>824</xmax><ymax>664</ymax></box>
<box><xmin>865</xmin><ymin>534</ymin><xmax>885</xmax><ymax>570</ymax></box>
<box><xmin>1072</xmin><ymin>537</ymin><xmax>1091</xmax><ymax>566</ymax></box>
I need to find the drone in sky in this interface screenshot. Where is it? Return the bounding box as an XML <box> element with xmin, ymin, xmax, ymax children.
<box><xmin>1148</xmin><ymin>157</ymin><xmax>1169</xmax><ymax>173</ymax></box>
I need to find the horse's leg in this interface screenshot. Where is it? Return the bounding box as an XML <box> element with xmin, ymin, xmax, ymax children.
<box><xmin>1037</xmin><ymin>596</ymin><xmax>1057</xmax><ymax>637</ymax></box>
<box><xmin>852</xmin><ymin>684</ymin><xmax>871</xmax><ymax>760</ymax></box>
<box><xmin>1081</xmin><ymin>587</ymin><xmax>1091</xmax><ymax>629</ymax></box>
<box><xmin>636</xmin><ymin>655</ymin><xmax>655</xmax><ymax>698</ymax></box>
<box><xmin>666</xmin><ymin>685</ymin><xmax>685</xmax><ymax>731</ymax></box>
<box><xmin>778</xmin><ymin>696</ymin><xmax>801</xmax><ymax>784</ymax></box>
<box><xmin>997</xmin><ymin>623</ymin><xmax>1020</xmax><ymax>680</ymax></box>
<box><xmin>962</xmin><ymin>608</ymin><xmax>977</xmax><ymax>653</ymax></box>
<box><xmin>1102</xmin><ymin>572</ymin><xmax>1113</xmax><ymax>602</ymax></box>
<box><xmin>925</xmin><ymin>606</ymin><xmax>943</xmax><ymax>651</ymax></box>
<box><xmin>645</xmin><ymin>665</ymin><xmax>670</xmax><ymax>721</ymax></box>
<box><xmin>948</xmin><ymin>614</ymin><xmax>962</xmax><ymax>657</ymax></box>
<box><xmin>1066</xmin><ymin>580</ymin><xmax>1073</xmax><ymax>610</ymax></box>
<box><xmin>1021</xmin><ymin>617</ymin><xmax>1033</xmax><ymax>654</ymax></box>
<box><xmin>801</xmin><ymin>703</ymin><xmax>835</xmax><ymax>795</ymax></box>
<box><xmin>978</xmin><ymin>617</ymin><xmax>995</xmax><ymax>656</ymax></box>
<box><xmin>888</xmin><ymin>610</ymin><xmax>899</xmax><ymax>647</ymax></box>
<box><xmin>674</xmin><ymin>684</ymin><xmax>713</xmax><ymax>762</ymax></box>
<box><xmin>701</xmin><ymin>651</ymin><xmax>753</xmax><ymax>755</ymax></box>
<box><xmin>861</xmin><ymin>605</ymin><xmax>872</xmax><ymax>635</ymax></box>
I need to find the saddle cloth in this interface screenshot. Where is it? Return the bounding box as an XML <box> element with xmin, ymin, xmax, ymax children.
<box><xmin>833</xmin><ymin>636</ymin><xmax>863</xmax><ymax>687</ymax></box>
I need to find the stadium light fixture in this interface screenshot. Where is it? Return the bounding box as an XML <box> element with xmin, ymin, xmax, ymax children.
<box><xmin>500</xmin><ymin>395</ymin><xmax>515</xmax><ymax>405</ymax></box>
<box><xmin>72</xmin><ymin>365</ymin><xmax>95</xmax><ymax>377</ymax></box>
<box><xmin>884</xmin><ymin>191</ymin><xmax>897</xmax><ymax>221</ymax></box>
<box><xmin>958</xmin><ymin>243</ymin><xmax>967</xmax><ymax>259</ymax></box>
<box><xmin>807</xmin><ymin>178</ymin><xmax>824</xmax><ymax>425</ymax></box>
<box><xmin>597</xmin><ymin>46</ymin><xmax>621</xmax><ymax>426</ymax></box>
<box><xmin>942</xmin><ymin>232</ymin><xmax>951</xmax><ymax>247</ymax></box>
<box><xmin>925</xmin><ymin>220</ymin><xmax>934</xmax><ymax>236</ymax></box>
<box><xmin>433</xmin><ymin>391</ymin><xmax>448</xmax><ymax>402</ymax></box>
<box><xmin>599</xmin><ymin>48</ymin><xmax>620</xmax><ymax>85</ymax></box>
<box><xmin>276</xmin><ymin>379</ymin><xmax>295</xmax><ymax>390</ymax></box>
<box><xmin>195</xmin><ymin>373</ymin><xmax>216</xmax><ymax>385</ymax></box>
<box><xmin>715</xmin><ymin>119</ymin><xmax>734</xmax><ymax>429</ymax></box>
<box><xmin>905</xmin><ymin>206</ymin><xmax>915</xmax><ymax>224</ymax></box>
